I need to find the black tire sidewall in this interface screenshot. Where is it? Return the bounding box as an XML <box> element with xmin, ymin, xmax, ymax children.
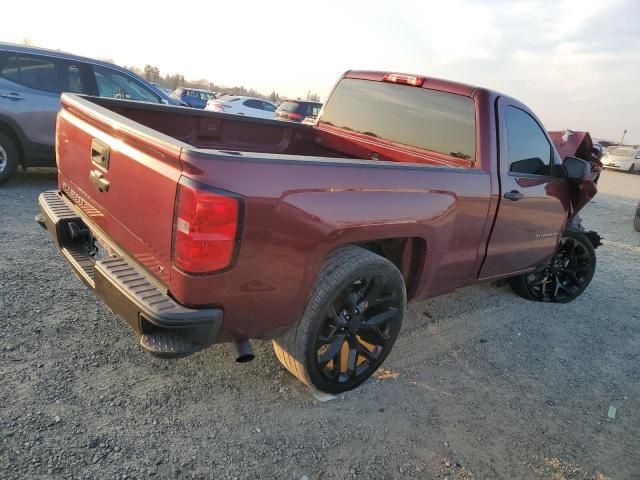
<box><xmin>303</xmin><ymin>259</ymin><xmax>406</xmax><ymax>394</ymax></box>
<box><xmin>0</xmin><ymin>132</ymin><xmax>19</xmax><ymax>185</ymax></box>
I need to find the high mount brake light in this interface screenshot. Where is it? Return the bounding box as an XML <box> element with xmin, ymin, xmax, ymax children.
<box><xmin>172</xmin><ymin>182</ymin><xmax>241</xmax><ymax>274</ymax></box>
<box><xmin>383</xmin><ymin>73</ymin><xmax>425</xmax><ymax>87</ymax></box>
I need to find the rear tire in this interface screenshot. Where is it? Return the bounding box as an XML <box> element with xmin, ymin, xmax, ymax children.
<box><xmin>272</xmin><ymin>246</ymin><xmax>406</xmax><ymax>394</ymax></box>
<box><xmin>510</xmin><ymin>230</ymin><xmax>596</xmax><ymax>303</ymax></box>
<box><xmin>0</xmin><ymin>132</ymin><xmax>19</xmax><ymax>186</ymax></box>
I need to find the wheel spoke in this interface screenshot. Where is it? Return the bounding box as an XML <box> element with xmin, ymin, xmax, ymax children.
<box><xmin>318</xmin><ymin>324</ymin><xmax>338</xmax><ymax>345</ymax></box>
<box><xmin>318</xmin><ymin>334</ymin><xmax>346</xmax><ymax>366</ymax></box>
<box><xmin>565</xmin><ymin>271</ymin><xmax>584</xmax><ymax>287</ymax></box>
<box><xmin>346</xmin><ymin>341</ymin><xmax>358</xmax><ymax>379</ymax></box>
<box><xmin>363</xmin><ymin>274</ymin><xmax>386</xmax><ymax>304</ymax></box>
<box><xmin>345</xmin><ymin>291</ymin><xmax>359</xmax><ymax>309</ymax></box>
<box><xmin>356</xmin><ymin>341</ymin><xmax>378</xmax><ymax>362</ymax></box>
<box><xmin>362</xmin><ymin>307</ymin><xmax>398</xmax><ymax>328</ymax></box>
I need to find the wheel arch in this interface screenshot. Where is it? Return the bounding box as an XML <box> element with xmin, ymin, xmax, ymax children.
<box><xmin>352</xmin><ymin>237</ymin><xmax>426</xmax><ymax>301</ymax></box>
<box><xmin>0</xmin><ymin>115</ymin><xmax>26</xmax><ymax>165</ymax></box>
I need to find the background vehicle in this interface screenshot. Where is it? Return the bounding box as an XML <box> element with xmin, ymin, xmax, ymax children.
<box><xmin>0</xmin><ymin>42</ymin><xmax>177</xmax><ymax>185</ymax></box>
<box><xmin>170</xmin><ymin>87</ymin><xmax>217</xmax><ymax>109</ymax></box>
<box><xmin>601</xmin><ymin>147</ymin><xmax>640</xmax><ymax>173</ymax></box>
<box><xmin>205</xmin><ymin>96</ymin><xmax>277</xmax><ymax>119</ymax></box>
<box><xmin>38</xmin><ymin>70</ymin><xmax>599</xmax><ymax>394</ymax></box>
<box><xmin>151</xmin><ymin>82</ymin><xmax>174</xmax><ymax>97</ymax></box>
<box><xmin>275</xmin><ymin>100</ymin><xmax>322</xmax><ymax>123</ymax></box>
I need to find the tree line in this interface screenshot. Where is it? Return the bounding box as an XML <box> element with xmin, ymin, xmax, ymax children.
<box><xmin>132</xmin><ymin>64</ymin><xmax>320</xmax><ymax>103</ymax></box>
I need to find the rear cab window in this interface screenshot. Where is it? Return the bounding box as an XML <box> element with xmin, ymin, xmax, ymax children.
<box><xmin>318</xmin><ymin>78</ymin><xmax>476</xmax><ymax>166</ymax></box>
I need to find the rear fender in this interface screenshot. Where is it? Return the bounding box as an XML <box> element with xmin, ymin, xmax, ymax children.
<box><xmin>279</xmin><ymin>188</ymin><xmax>458</xmax><ymax>296</ymax></box>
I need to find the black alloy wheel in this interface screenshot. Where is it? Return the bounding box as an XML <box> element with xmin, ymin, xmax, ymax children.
<box><xmin>511</xmin><ymin>230</ymin><xmax>596</xmax><ymax>303</ymax></box>
<box><xmin>272</xmin><ymin>246</ymin><xmax>406</xmax><ymax>394</ymax></box>
<box><xmin>315</xmin><ymin>273</ymin><xmax>402</xmax><ymax>385</ymax></box>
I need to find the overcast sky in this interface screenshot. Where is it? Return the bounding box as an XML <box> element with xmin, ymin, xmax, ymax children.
<box><xmin>3</xmin><ymin>0</ymin><xmax>639</xmax><ymax>143</ymax></box>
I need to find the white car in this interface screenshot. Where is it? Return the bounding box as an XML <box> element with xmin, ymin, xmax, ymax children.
<box><xmin>205</xmin><ymin>96</ymin><xmax>277</xmax><ymax>119</ymax></box>
<box><xmin>601</xmin><ymin>147</ymin><xmax>640</xmax><ymax>173</ymax></box>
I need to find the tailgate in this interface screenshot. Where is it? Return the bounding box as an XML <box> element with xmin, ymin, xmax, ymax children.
<box><xmin>56</xmin><ymin>94</ymin><xmax>188</xmax><ymax>286</ymax></box>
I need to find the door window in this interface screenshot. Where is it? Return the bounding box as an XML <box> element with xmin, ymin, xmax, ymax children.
<box><xmin>61</xmin><ymin>64</ymin><xmax>86</xmax><ymax>93</ymax></box>
<box><xmin>93</xmin><ymin>66</ymin><xmax>161</xmax><ymax>103</ymax></box>
<box><xmin>506</xmin><ymin>106</ymin><xmax>553</xmax><ymax>176</ymax></box>
<box><xmin>0</xmin><ymin>55</ymin><xmax>58</xmax><ymax>92</ymax></box>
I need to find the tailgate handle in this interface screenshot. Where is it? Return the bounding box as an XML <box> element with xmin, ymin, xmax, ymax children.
<box><xmin>89</xmin><ymin>169</ymin><xmax>110</xmax><ymax>193</ymax></box>
<box><xmin>91</xmin><ymin>139</ymin><xmax>110</xmax><ymax>169</ymax></box>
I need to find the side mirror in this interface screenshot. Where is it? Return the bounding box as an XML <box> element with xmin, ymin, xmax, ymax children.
<box><xmin>563</xmin><ymin>156</ymin><xmax>590</xmax><ymax>181</ymax></box>
<box><xmin>510</xmin><ymin>157</ymin><xmax>548</xmax><ymax>175</ymax></box>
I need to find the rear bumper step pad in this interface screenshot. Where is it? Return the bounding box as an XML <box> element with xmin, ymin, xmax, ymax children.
<box><xmin>38</xmin><ymin>190</ymin><xmax>222</xmax><ymax>357</ymax></box>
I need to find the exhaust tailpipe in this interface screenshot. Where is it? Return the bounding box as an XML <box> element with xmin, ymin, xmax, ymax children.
<box><xmin>231</xmin><ymin>339</ymin><xmax>255</xmax><ymax>363</ymax></box>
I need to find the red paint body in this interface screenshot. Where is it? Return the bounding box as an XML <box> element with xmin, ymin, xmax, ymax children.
<box><xmin>54</xmin><ymin>71</ymin><xmax>595</xmax><ymax>342</ymax></box>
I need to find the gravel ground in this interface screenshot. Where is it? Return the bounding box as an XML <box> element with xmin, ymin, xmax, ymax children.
<box><xmin>1</xmin><ymin>169</ymin><xmax>639</xmax><ymax>480</ymax></box>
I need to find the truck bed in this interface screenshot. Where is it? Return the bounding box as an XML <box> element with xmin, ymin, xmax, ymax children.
<box><xmin>90</xmin><ymin>97</ymin><xmax>355</xmax><ymax>160</ymax></box>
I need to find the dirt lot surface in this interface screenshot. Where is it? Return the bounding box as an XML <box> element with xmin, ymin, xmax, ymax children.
<box><xmin>1</xmin><ymin>169</ymin><xmax>639</xmax><ymax>480</ymax></box>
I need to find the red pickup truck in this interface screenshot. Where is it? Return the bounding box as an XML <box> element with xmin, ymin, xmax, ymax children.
<box><xmin>38</xmin><ymin>70</ymin><xmax>600</xmax><ymax>393</ymax></box>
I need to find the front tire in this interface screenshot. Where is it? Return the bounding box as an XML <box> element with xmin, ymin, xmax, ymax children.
<box><xmin>634</xmin><ymin>211</ymin><xmax>640</xmax><ymax>232</ymax></box>
<box><xmin>272</xmin><ymin>246</ymin><xmax>406</xmax><ymax>394</ymax></box>
<box><xmin>510</xmin><ymin>230</ymin><xmax>596</xmax><ymax>303</ymax></box>
<box><xmin>0</xmin><ymin>132</ymin><xmax>20</xmax><ymax>186</ymax></box>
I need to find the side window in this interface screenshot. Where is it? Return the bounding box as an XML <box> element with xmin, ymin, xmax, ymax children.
<box><xmin>243</xmin><ymin>99</ymin><xmax>262</xmax><ymax>110</ymax></box>
<box><xmin>505</xmin><ymin>106</ymin><xmax>553</xmax><ymax>176</ymax></box>
<box><xmin>0</xmin><ymin>55</ymin><xmax>21</xmax><ymax>83</ymax></box>
<box><xmin>93</xmin><ymin>66</ymin><xmax>161</xmax><ymax>103</ymax></box>
<box><xmin>60</xmin><ymin>64</ymin><xmax>86</xmax><ymax>94</ymax></box>
<box><xmin>0</xmin><ymin>55</ymin><xmax>58</xmax><ymax>92</ymax></box>
<box><xmin>262</xmin><ymin>101</ymin><xmax>276</xmax><ymax>112</ymax></box>
<box><xmin>635</xmin><ymin>151</ymin><xmax>640</xmax><ymax>159</ymax></box>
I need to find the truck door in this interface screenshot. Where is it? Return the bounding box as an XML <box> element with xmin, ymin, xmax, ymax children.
<box><xmin>480</xmin><ymin>97</ymin><xmax>569</xmax><ymax>279</ymax></box>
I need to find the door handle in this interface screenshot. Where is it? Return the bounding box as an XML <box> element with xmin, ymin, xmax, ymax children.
<box><xmin>504</xmin><ymin>190</ymin><xmax>524</xmax><ymax>201</ymax></box>
<box><xmin>0</xmin><ymin>92</ymin><xmax>25</xmax><ymax>101</ymax></box>
<box><xmin>89</xmin><ymin>169</ymin><xmax>110</xmax><ymax>192</ymax></box>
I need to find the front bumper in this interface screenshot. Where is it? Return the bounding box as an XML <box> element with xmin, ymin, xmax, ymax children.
<box><xmin>37</xmin><ymin>190</ymin><xmax>222</xmax><ymax>357</ymax></box>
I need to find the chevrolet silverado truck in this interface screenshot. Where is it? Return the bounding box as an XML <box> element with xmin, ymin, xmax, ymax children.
<box><xmin>38</xmin><ymin>70</ymin><xmax>601</xmax><ymax>393</ymax></box>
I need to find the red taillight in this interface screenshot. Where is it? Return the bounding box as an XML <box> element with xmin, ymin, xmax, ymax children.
<box><xmin>287</xmin><ymin>112</ymin><xmax>302</xmax><ymax>121</ymax></box>
<box><xmin>383</xmin><ymin>73</ymin><xmax>425</xmax><ymax>87</ymax></box>
<box><xmin>172</xmin><ymin>182</ymin><xmax>241</xmax><ymax>274</ymax></box>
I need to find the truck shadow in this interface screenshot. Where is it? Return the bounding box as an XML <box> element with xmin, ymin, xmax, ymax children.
<box><xmin>3</xmin><ymin>168</ymin><xmax>58</xmax><ymax>190</ymax></box>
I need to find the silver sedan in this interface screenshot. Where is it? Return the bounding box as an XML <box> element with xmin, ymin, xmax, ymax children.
<box><xmin>602</xmin><ymin>147</ymin><xmax>640</xmax><ymax>173</ymax></box>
